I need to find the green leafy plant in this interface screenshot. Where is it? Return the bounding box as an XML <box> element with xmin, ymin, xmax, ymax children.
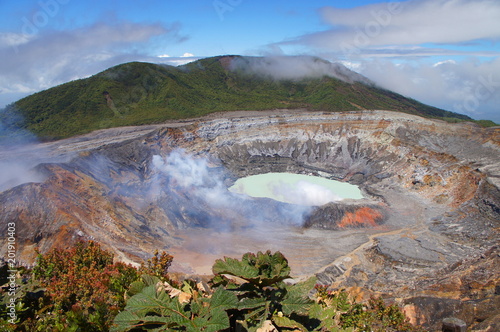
<box><xmin>310</xmin><ymin>285</ymin><xmax>421</xmax><ymax>332</ymax></box>
<box><xmin>212</xmin><ymin>250</ymin><xmax>316</xmax><ymax>331</ymax></box>
<box><xmin>308</xmin><ymin>285</ymin><xmax>354</xmax><ymax>331</ymax></box>
<box><xmin>112</xmin><ymin>274</ymin><xmax>238</xmax><ymax>331</ymax></box>
<box><xmin>114</xmin><ymin>250</ymin><xmax>317</xmax><ymax>332</ymax></box>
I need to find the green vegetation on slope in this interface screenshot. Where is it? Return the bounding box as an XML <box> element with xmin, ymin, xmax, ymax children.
<box><xmin>2</xmin><ymin>55</ymin><xmax>473</xmax><ymax>140</ymax></box>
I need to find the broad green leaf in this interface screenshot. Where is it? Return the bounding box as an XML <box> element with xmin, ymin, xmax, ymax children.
<box><xmin>281</xmin><ymin>276</ymin><xmax>316</xmax><ymax>316</ymax></box>
<box><xmin>140</xmin><ymin>315</ymin><xmax>177</xmax><ymax>327</ymax></box>
<box><xmin>125</xmin><ymin>275</ymin><xmax>161</xmax><ymax>299</ymax></box>
<box><xmin>213</xmin><ymin>251</ymin><xmax>292</xmax><ymax>287</ymax></box>
<box><xmin>281</xmin><ymin>295</ymin><xmax>313</xmax><ymax>316</ymax></box>
<box><xmin>111</xmin><ymin>311</ymin><xmax>173</xmax><ymax>332</ymax></box>
<box><xmin>309</xmin><ymin>303</ymin><xmax>342</xmax><ymax>331</ymax></box>
<box><xmin>289</xmin><ymin>276</ymin><xmax>317</xmax><ymax>296</ymax></box>
<box><xmin>192</xmin><ymin>308</ymin><xmax>230</xmax><ymax>332</ymax></box>
<box><xmin>141</xmin><ymin>274</ymin><xmax>161</xmax><ymax>286</ymax></box>
<box><xmin>212</xmin><ymin>256</ymin><xmax>260</xmax><ymax>279</ymax></box>
<box><xmin>193</xmin><ymin>287</ymin><xmax>237</xmax><ymax>330</ymax></box>
<box><xmin>273</xmin><ymin>315</ymin><xmax>307</xmax><ymax>331</ymax></box>
<box><xmin>159</xmin><ymin>296</ymin><xmax>192</xmax><ymax>326</ymax></box>
<box><xmin>126</xmin><ymin>280</ymin><xmax>146</xmax><ymax>297</ymax></box>
<box><xmin>125</xmin><ymin>285</ymin><xmax>171</xmax><ymax>315</ymax></box>
<box><xmin>237</xmin><ymin>296</ymin><xmax>267</xmax><ymax>310</ymax></box>
<box><xmin>209</xmin><ymin>286</ymin><xmax>239</xmax><ymax>311</ymax></box>
<box><xmin>116</xmin><ymin>277</ymin><xmax>236</xmax><ymax>332</ymax></box>
<box><xmin>111</xmin><ymin>310</ymin><xmax>142</xmax><ymax>332</ymax></box>
<box><xmin>116</xmin><ymin>284</ymin><xmax>192</xmax><ymax>329</ymax></box>
<box><xmin>243</xmin><ymin>251</ymin><xmax>291</xmax><ymax>283</ymax></box>
<box><xmin>308</xmin><ymin>302</ymin><xmax>324</xmax><ymax>320</ymax></box>
<box><xmin>243</xmin><ymin>305</ymin><xmax>268</xmax><ymax>328</ymax></box>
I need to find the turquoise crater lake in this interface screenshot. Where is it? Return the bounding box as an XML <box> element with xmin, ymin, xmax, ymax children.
<box><xmin>229</xmin><ymin>172</ymin><xmax>363</xmax><ymax>206</ymax></box>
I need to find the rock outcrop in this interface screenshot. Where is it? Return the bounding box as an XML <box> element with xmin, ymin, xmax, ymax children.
<box><xmin>1</xmin><ymin>109</ymin><xmax>499</xmax><ymax>330</ymax></box>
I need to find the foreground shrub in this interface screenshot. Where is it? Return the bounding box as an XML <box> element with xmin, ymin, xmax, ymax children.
<box><xmin>114</xmin><ymin>250</ymin><xmax>421</xmax><ymax>331</ymax></box>
<box><xmin>1</xmin><ymin>243</ymin><xmax>422</xmax><ymax>331</ymax></box>
<box><xmin>2</xmin><ymin>241</ymin><xmax>139</xmax><ymax>331</ymax></box>
<box><xmin>312</xmin><ymin>285</ymin><xmax>422</xmax><ymax>332</ymax></box>
<box><xmin>138</xmin><ymin>249</ymin><xmax>173</xmax><ymax>281</ymax></box>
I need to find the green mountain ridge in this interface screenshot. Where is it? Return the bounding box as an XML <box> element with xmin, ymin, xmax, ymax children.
<box><xmin>1</xmin><ymin>55</ymin><xmax>476</xmax><ymax>140</ymax></box>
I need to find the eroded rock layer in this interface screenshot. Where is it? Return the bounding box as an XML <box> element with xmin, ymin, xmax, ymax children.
<box><xmin>1</xmin><ymin>110</ymin><xmax>499</xmax><ymax>330</ymax></box>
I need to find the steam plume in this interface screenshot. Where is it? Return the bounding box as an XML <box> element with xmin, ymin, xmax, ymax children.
<box><xmin>0</xmin><ymin>106</ymin><xmax>54</xmax><ymax>192</ymax></box>
<box><xmin>151</xmin><ymin>149</ymin><xmax>312</xmax><ymax>230</ymax></box>
<box><xmin>271</xmin><ymin>180</ymin><xmax>343</xmax><ymax>206</ymax></box>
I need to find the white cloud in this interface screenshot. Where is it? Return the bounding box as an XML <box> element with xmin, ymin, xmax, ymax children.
<box><xmin>339</xmin><ymin>60</ymin><xmax>362</xmax><ymax>71</ymax></box>
<box><xmin>0</xmin><ymin>32</ymin><xmax>32</xmax><ymax>48</ymax></box>
<box><xmin>358</xmin><ymin>57</ymin><xmax>500</xmax><ymax>122</ymax></box>
<box><xmin>290</xmin><ymin>0</ymin><xmax>500</xmax><ymax>59</ymax></box>
<box><xmin>270</xmin><ymin>0</ymin><xmax>500</xmax><ymax>122</ymax></box>
<box><xmin>156</xmin><ymin>53</ymin><xmax>198</xmax><ymax>66</ymax></box>
<box><xmin>161</xmin><ymin>57</ymin><xmax>199</xmax><ymax>66</ymax></box>
<box><xmin>0</xmin><ymin>21</ymin><xmax>186</xmax><ymax>107</ymax></box>
<box><xmin>230</xmin><ymin>55</ymin><xmax>371</xmax><ymax>83</ymax></box>
<box><xmin>433</xmin><ymin>60</ymin><xmax>457</xmax><ymax>67</ymax></box>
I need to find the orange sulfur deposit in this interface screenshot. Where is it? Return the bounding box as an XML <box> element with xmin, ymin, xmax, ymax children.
<box><xmin>338</xmin><ymin>207</ymin><xmax>383</xmax><ymax>228</ymax></box>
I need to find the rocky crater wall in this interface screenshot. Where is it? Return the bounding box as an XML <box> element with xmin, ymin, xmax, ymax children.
<box><xmin>0</xmin><ymin>110</ymin><xmax>499</xmax><ymax>330</ymax></box>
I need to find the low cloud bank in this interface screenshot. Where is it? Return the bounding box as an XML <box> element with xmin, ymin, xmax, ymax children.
<box><xmin>357</xmin><ymin>58</ymin><xmax>500</xmax><ymax>122</ymax></box>
<box><xmin>229</xmin><ymin>55</ymin><xmax>372</xmax><ymax>84</ymax></box>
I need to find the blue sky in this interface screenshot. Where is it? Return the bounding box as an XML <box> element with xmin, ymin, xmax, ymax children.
<box><xmin>1</xmin><ymin>0</ymin><xmax>499</xmax><ymax>122</ymax></box>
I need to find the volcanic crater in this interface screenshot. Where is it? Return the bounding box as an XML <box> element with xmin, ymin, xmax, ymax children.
<box><xmin>1</xmin><ymin>109</ymin><xmax>499</xmax><ymax>330</ymax></box>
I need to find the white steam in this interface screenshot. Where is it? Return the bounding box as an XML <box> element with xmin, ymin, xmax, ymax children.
<box><xmin>0</xmin><ymin>106</ymin><xmax>58</xmax><ymax>192</ymax></box>
<box><xmin>271</xmin><ymin>180</ymin><xmax>343</xmax><ymax>206</ymax></box>
<box><xmin>151</xmin><ymin>149</ymin><xmax>312</xmax><ymax>229</ymax></box>
<box><xmin>153</xmin><ymin>152</ymin><xmax>211</xmax><ymax>188</ymax></box>
<box><xmin>0</xmin><ymin>159</ymin><xmax>46</xmax><ymax>193</ymax></box>
<box><xmin>152</xmin><ymin>150</ymin><xmax>232</xmax><ymax>209</ymax></box>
